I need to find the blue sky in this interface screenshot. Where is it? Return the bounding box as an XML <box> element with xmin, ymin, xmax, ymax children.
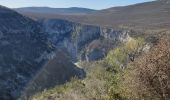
<box><xmin>0</xmin><ymin>0</ymin><xmax>154</xmax><ymax>9</ymax></box>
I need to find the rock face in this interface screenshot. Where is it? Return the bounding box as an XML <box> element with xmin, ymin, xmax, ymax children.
<box><xmin>42</xmin><ymin>19</ymin><xmax>100</xmax><ymax>61</ymax></box>
<box><xmin>41</xmin><ymin>19</ymin><xmax>131</xmax><ymax>62</ymax></box>
<box><xmin>0</xmin><ymin>6</ymin><xmax>83</xmax><ymax>100</ymax></box>
<box><xmin>0</xmin><ymin>6</ymin><xmax>51</xmax><ymax>100</ymax></box>
<box><xmin>21</xmin><ymin>50</ymin><xmax>85</xmax><ymax>99</ymax></box>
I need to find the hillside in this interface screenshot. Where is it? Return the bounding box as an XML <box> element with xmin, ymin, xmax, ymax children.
<box><xmin>15</xmin><ymin>0</ymin><xmax>170</xmax><ymax>31</ymax></box>
<box><xmin>0</xmin><ymin>5</ymin><xmax>51</xmax><ymax>100</ymax></box>
<box><xmin>21</xmin><ymin>50</ymin><xmax>85</xmax><ymax>99</ymax></box>
<box><xmin>14</xmin><ymin>7</ymin><xmax>96</xmax><ymax>16</ymax></box>
<box><xmin>0</xmin><ymin>5</ymin><xmax>84</xmax><ymax>100</ymax></box>
<box><xmin>0</xmin><ymin>0</ymin><xmax>169</xmax><ymax>100</ymax></box>
<box><xmin>32</xmin><ymin>32</ymin><xmax>170</xmax><ymax>100</ymax></box>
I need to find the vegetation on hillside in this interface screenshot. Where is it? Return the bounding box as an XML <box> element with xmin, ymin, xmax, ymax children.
<box><xmin>118</xmin><ymin>34</ymin><xmax>170</xmax><ymax>99</ymax></box>
<box><xmin>31</xmin><ymin>34</ymin><xmax>170</xmax><ymax>100</ymax></box>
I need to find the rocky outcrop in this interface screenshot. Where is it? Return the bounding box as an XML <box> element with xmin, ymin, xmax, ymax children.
<box><xmin>41</xmin><ymin>19</ymin><xmax>131</xmax><ymax>62</ymax></box>
<box><xmin>0</xmin><ymin>6</ymin><xmax>52</xmax><ymax>100</ymax></box>
<box><xmin>0</xmin><ymin>6</ymin><xmax>54</xmax><ymax>100</ymax></box>
<box><xmin>41</xmin><ymin>19</ymin><xmax>100</xmax><ymax>61</ymax></box>
<box><xmin>0</xmin><ymin>6</ymin><xmax>83</xmax><ymax>100</ymax></box>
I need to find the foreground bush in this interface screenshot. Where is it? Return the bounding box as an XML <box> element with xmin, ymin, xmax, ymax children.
<box><xmin>117</xmin><ymin>35</ymin><xmax>170</xmax><ymax>99</ymax></box>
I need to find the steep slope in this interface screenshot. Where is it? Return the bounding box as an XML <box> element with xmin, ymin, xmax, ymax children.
<box><xmin>30</xmin><ymin>32</ymin><xmax>146</xmax><ymax>100</ymax></box>
<box><xmin>0</xmin><ymin>6</ymin><xmax>83</xmax><ymax>100</ymax></box>
<box><xmin>21</xmin><ymin>50</ymin><xmax>85</xmax><ymax>99</ymax></box>
<box><xmin>41</xmin><ymin>19</ymin><xmax>136</xmax><ymax>62</ymax></box>
<box><xmin>31</xmin><ymin>30</ymin><xmax>170</xmax><ymax>100</ymax></box>
<box><xmin>114</xmin><ymin>33</ymin><xmax>170</xmax><ymax>99</ymax></box>
<box><xmin>0</xmin><ymin>5</ymin><xmax>51</xmax><ymax>100</ymax></box>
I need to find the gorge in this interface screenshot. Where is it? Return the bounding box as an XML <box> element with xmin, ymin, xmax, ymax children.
<box><xmin>0</xmin><ymin>0</ymin><xmax>170</xmax><ymax>100</ymax></box>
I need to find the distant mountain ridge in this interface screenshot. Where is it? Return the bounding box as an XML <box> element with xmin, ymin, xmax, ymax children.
<box><xmin>0</xmin><ymin>0</ymin><xmax>170</xmax><ymax>99</ymax></box>
<box><xmin>15</xmin><ymin>0</ymin><xmax>170</xmax><ymax>31</ymax></box>
<box><xmin>14</xmin><ymin>7</ymin><xmax>97</xmax><ymax>15</ymax></box>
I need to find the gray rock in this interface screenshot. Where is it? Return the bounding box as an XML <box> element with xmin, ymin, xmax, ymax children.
<box><xmin>42</xmin><ymin>19</ymin><xmax>131</xmax><ymax>62</ymax></box>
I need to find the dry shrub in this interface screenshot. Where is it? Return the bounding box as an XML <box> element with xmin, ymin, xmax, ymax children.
<box><xmin>122</xmin><ymin>34</ymin><xmax>170</xmax><ymax>100</ymax></box>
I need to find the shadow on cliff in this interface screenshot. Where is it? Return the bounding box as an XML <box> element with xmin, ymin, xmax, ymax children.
<box><xmin>19</xmin><ymin>49</ymin><xmax>86</xmax><ymax>100</ymax></box>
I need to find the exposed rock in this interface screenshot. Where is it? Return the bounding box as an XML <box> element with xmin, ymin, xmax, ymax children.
<box><xmin>0</xmin><ymin>6</ymin><xmax>84</xmax><ymax>100</ymax></box>
<box><xmin>41</xmin><ymin>19</ymin><xmax>132</xmax><ymax>62</ymax></box>
<box><xmin>0</xmin><ymin>6</ymin><xmax>52</xmax><ymax>100</ymax></box>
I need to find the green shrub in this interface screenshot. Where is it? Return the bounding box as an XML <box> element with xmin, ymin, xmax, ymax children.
<box><xmin>31</xmin><ymin>37</ymin><xmax>146</xmax><ymax>100</ymax></box>
<box><xmin>124</xmin><ymin>37</ymin><xmax>144</xmax><ymax>53</ymax></box>
<box><xmin>104</xmin><ymin>37</ymin><xmax>145</xmax><ymax>100</ymax></box>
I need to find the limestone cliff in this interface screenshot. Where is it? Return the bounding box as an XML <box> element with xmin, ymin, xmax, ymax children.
<box><xmin>42</xmin><ymin>19</ymin><xmax>133</xmax><ymax>62</ymax></box>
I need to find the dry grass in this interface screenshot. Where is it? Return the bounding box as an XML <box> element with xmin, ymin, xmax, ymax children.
<box><xmin>121</xmin><ymin>34</ymin><xmax>170</xmax><ymax>99</ymax></box>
